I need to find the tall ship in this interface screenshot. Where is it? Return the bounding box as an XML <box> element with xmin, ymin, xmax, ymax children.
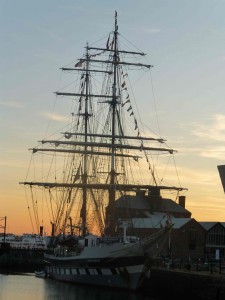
<box><xmin>20</xmin><ymin>11</ymin><xmax>187</xmax><ymax>290</ymax></box>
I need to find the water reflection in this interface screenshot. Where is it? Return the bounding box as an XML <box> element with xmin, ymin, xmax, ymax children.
<box><xmin>0</xmin><ymin>273</ymin><xmax>152</xmax><ymax>300</ymax></box>
<box><xmin>43</xmin><ymin>278</ymin><xmax>150</xmax><ymax>300</ymax></box>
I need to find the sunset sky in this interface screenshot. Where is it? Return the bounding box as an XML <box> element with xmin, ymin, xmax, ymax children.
<box><xmin>1</xmin><ymin>0</ymin><xmax>225</xmax><ymax>235</ymax></box>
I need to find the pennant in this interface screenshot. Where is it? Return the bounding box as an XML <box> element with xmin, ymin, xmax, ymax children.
<box><xmin>134</xmin><ymin>118</ymin><xmax>138</xmax><ymax>130</ymax></box>
<box><xmin>121</xmin><ymin>81</ymin><xmax>126</xmax><ymax>88</ymax></box>
<box><xmin>127</xmin><ymin>106</ymin><xmax>132</xmax><ymax>112</ymax></box>
<box><xmin>130</xmin><ymin>111</ymin><xmax>134</xmax><ymax>116</ymax></box>
<box><xmin>75</xmin><ymin>59</ymin><xmax>84</xmax><ymax>68</ymax></box>
<box><xmin>110</xmin><ymin>38</ymin><xmax>114</xmax><ymax>49</ymax></box>
<box><xmin>106</xmin><ymin>35</ymin><xmax>110</xmax><ymax>49</ymax></box>
<box><xmin>122</xmin><ymin>99</ymin><xmax>130</xmax><ymax>107</ymax></box>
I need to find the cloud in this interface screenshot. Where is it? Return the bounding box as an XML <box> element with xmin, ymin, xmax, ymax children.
<box><xmin>0</xmin><ymin>101</ymin><xmax>23</xmax><ymax>108</ymax></box>
<box><xmin>200</xmin><ymin>146</ymin><xmax>225</xmax><ymax>160</ymax></box>
<box><xmin>41</xmin><ymin>112</ymin><xmax>69</xmax><ymax>122</ymax></box>
<box><xmin>176</xmin><ymin>145</ymin><xmax>225</xmax><ymax>161</ymax></box>
<box><xmin>186</xmin><ymin>114</ymin><xmax>225</xmax><ymax>160</ymax></box>
<box><xmin>192</xmin><ymin>114</ymin><xmax>225</xmax><ymax>142</ymax></box>
<box><xmin>142</xmin><ymin>28</ymin><xmax>161</xmax><ymax>34</ymax></box>
<box><xmin>34</xmin><ymin>25</ymin><xmax>64</xmax><ymax>43</ymax></box>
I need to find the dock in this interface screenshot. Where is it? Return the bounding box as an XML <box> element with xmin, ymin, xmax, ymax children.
<box><xmin>0</xmin><ymin>245</ymin><xmax>45</xmax><ymax>271</ymax></box>
<box><xmin>142</xmin><ymin>264</ymin><xmax>225</xmax><ymax>300</ymax></box>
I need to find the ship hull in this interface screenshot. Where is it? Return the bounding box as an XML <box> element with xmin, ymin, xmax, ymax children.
<box><xmin>44</xmin><ymin>252</ymin><xmax>149</xmax><ymax>290</ymax></box>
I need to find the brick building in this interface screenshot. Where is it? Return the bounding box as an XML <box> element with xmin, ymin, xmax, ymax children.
<box><xmin>114</xmin><ymin>191</ymin><xmax>206</xmax><ymax>261</ymax></box>
<box><xmin>200</xmin><ymin>222</ymin><xmax>225</xmax><ymax>260</ymax></box>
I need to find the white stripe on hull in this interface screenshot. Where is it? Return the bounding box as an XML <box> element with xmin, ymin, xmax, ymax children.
<box><xmin>46</xmin><ymin>264</ymin><xmax>145</xmax><ymax>290</ymax></box>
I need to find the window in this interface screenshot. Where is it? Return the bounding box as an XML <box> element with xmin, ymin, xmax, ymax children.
<box><xmin>189</xmin><ymin>229</ymin><xmax>196</xmax><ymax>250</ymax></box>
<box><xmin>207</xmin><ymin>224</ymin><xmax>225</xmax><ymax>246</ymax></box>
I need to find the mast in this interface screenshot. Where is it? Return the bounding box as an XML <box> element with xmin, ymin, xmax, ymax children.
<box><xmin>0</xmin><ymin>216</ymin><xmax>7</xmax><ymax>243</ymax></box>
<box><xmin>106</xmin><ymin>11</ymin><xmax>119</xmax><ymax>235</ymax></box>
<box><xmin>81</xmin><ymin>43</ymin><xmax>90</xmax><ymax>237</ymax></box>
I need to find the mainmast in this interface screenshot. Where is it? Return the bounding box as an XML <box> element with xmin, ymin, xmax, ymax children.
<box><xmin>81</xmin><ymin>43</ymin><xmax>90</xmax><ymax>237</ymax></box>
<box><xmin>107</xmin><ymin>11</ymin><xmax>119</xmax><ymax>236</ymax></box>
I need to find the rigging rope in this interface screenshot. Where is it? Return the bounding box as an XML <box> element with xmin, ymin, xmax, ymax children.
<box><xmin>30</xmin><ymin>186</ymin><xmax>40</xmax><ymax>233</ymax></box>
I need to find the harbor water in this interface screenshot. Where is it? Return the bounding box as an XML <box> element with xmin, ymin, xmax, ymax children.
<box><xmin>0</xmin><ymin>271</ymin><xmax>221</xmax><ymax>300</ymax></box>
<box><xmin>0</xmin><ymin>272</ymin><xmax>159</xmax><ymax>300</ymax></box>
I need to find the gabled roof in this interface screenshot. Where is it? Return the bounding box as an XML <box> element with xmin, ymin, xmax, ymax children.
<box><xmin>162</xmin><ymin>198</ymin><xmax>191</xmax><ymax>214</ymax></box>
<box><xmin>115</xmin><ymin>194</ymin><xmax>191</xmax><ymax>215</ymax></box>
<box><xmin>128</xmin><ymin>213</ymin><xmax>191</xmax><ymax>229</ymax></box>
<box><xmin>115</xmin><ymin>194</ymin><xmax>150</xmax><ymax>210</ymax></box>
<box><xmin>199</xmin><ymin>222</ymin><xmax>224</xmax><ymax>230</ymax></box>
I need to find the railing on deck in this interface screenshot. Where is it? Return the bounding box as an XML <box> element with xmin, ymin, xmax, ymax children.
<box><xmin>152</xmin><ymin>257</ymin><xmax>225</xmax><ymax>275</ymax></box>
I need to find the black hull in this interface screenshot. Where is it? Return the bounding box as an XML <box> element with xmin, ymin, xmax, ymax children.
<box><xmin>44</xmin><ymin>254</ymin><xmax>149</xmax><ymax>290</ymax></box>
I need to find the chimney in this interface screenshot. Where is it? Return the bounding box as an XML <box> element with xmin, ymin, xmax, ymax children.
<box><xmin>39</xmin><ymin>226</ymin><xmax>43</xmax><ymax>236</ymax></box>
<box><xmin>179</xmin><ymin>196</ymin><xmax>186</xmax><ymax>208</ymax></box>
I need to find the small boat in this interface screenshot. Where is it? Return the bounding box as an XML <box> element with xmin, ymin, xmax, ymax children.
<box><xmin>20</xmin><ymin>11</ymin><xmax>187</xmax><ymax>290</ymax></box>
<box><xmin>35</xmin><ymin>270</ymin><xmax>47</xmax><ymax>278</ymax></box>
